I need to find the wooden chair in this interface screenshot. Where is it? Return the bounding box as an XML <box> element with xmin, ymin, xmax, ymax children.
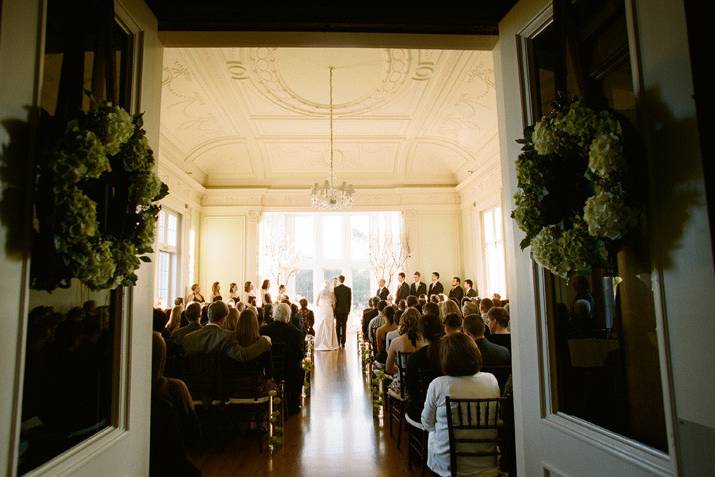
<box><xmin>445</xmin><ymin>397</ymin><xmax>506</xmax><ymax>477</ymax></box>
<box><xmin>387</xmin><ymin>351</ymin><xmax>411</xmax><ymax>449</ymax></box>
<box><xmin>221</xmin><ymin>356</ymin><xmax>272</xmax><ymax>453</ymax></box>
<box><xmin>406</xmin><ymin>367</ymin><xmax>430</xmax><ymax>475</ymax></box>
<box><xmin>182</xmin><ymin>352</ymin><xmax>224</xmax><ymax>448</ymax></box>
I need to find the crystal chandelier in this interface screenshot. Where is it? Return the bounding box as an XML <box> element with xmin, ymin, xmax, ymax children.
<box><xmin>311</xmin><ymin>66</ymin><xmax>355</xmax><ymax>209</ymax></box>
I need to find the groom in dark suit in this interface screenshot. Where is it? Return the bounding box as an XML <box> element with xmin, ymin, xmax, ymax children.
<box><xmin>333</xmin><ymin>275</ymin><xmax>352</xmax><ymax>348</ymax></box>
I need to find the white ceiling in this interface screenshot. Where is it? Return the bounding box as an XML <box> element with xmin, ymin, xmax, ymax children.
<box><xmin>159</xmin><ymin>47</ymin><xmax>499</xmax><ymax>188</ymax></box>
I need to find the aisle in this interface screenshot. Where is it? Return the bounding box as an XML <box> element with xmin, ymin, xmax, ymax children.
<box><xmin>191</xmin><ymin>331</ymin><xmax>414</xmax><ymax>476</ymax></box>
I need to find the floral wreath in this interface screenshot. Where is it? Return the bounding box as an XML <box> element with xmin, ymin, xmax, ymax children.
<box><xmin>511</xmin><ymin>96</ymin><xmax>639</xmax><ymax>278</ymax></box>
<box><xmin>32</xmin><ymin>99</ymin><xmax>168</xmax><ymax>291</ymax></box>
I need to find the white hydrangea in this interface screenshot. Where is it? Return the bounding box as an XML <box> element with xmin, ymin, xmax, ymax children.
<box><xmin>588</xmin><ymin>133</ymin><xmax>623</xmax><ymax>178</ymax></box>
<box><xmin>530</xmin><ymin>227</ymin><xmax>566</xmax><ymax>277</ymax></box>
<box><xmin>104</xmin><ymin>106</ymin><xmax>134</xmax><ymax>155</ymax></box>
<box><xmin>583</xmin><ymin>191</ymin><xmax>637</xmax><ymax>240</ymax></box>
<box><xmin>533</xmin><ymin>120</ymin><xmax>559</xmax><ymax>156</ymax></box>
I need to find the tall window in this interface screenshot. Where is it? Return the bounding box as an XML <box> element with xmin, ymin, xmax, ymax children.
<box><xmin>482</xmin><ymin>207</ymin><xmax>506</xmax><ymax>297</ymax></box>
<box><xmin>156</xmin><ymin>208</ymin><xmax>181</xmax><ymax>308</ymax></box>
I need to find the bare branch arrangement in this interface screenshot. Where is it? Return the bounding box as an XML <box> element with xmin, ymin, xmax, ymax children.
<box><xmin>368</xmin><ymin>231</ymin><xmax>410</xmax><ymax>288</ymax></box>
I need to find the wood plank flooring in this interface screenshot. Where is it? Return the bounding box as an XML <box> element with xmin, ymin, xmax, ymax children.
<box><xmin>190</xmin><ymin>332</ymin><xmax>417</xmax><ymax>476</ymax></box>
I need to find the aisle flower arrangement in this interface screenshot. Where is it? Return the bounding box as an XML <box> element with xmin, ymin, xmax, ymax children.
<box><xmin>32</xmin><ymin>98</ymin><xmax>168</xmax><ymax>291</ymax></box>
<box><xmin>511</xmin><ymin>96</ymin><xmax>639</xmax><ymax>278</ymax></box>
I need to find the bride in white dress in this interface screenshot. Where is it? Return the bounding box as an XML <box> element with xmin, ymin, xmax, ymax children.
<box><xmin>314</xmin><ymin>279</ymin><xmax>339</xmax><ymax>351</ymax></box>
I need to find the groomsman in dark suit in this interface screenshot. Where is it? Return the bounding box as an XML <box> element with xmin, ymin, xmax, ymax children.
<box><xmin>333</xmin><ymin>275</ymin><xmax>352</xmax><ymax>348</ymax></box>
<box><xmin>375</xmin><ymin>278</ymin><xmax>389</xmax><ymax>301</ymax></box>
<box><xmin>464</xmin><ymin>279</ymin><xmax>478</xmax><ymax>298</ymax></box>
<box><xmin>410</xmin><ymin>271</ymin><xmax>427</xmax><ymax>297</ymax></box>
<box><xmin>449</xmin><ymin>276</ymin><xmax>464</xmax><ymax>303</ymax></box>
<box><xmin>395</xmin><ymin>272</ymin><xmax>410</xmax><ymax>304</ymax></box>
<box><xmin>428</xmin><ymin>272</ymin><xmax>444</xmax><ymax>298</ymax></box>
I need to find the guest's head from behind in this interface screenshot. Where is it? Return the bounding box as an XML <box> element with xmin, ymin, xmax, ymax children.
<box><xmin>235</xmin><ymin>308</ymin><xmax>260</xmax><ymax>347</ymax></box>
<box><xmin>452</xmin><ymin>276</ymin><xmax>461</xmax><ymax>287</ymax></box>
<box><xmin>274</xmin><ymin>303</ymin><xmax>292</xmax><ymax>323</ymax></box>
<box><xmin>406</xmin><ymin>295</ymin><xmax>418</xmax><ymax>308</ymax></box>
<box><xmin>212</xmin><ymin>295</ymin><xmax>223</xmax><ymax>302</ymax></box>
<box><xmin>439</xmin><ymin>299</ymin><xmax>461</xmax><ymax>320</ymax></box>
<box><xmin>338</xmin><ymin>275</ymin><xmax>345</xmax><ymax>283</ymax></box>
<box><xmin>394</xmin><ymin>308</ymin><xmax>404</xmax><ymax>327</ymax></box>
<box><xmin>487</xmin><ymin>306</ymin><xmax>509</xmax><ymax>334</ymax></box>
<box><xmin>299</xmin><ymin>298</ymin><xmax>309</xmax><ymax>310</ymax></box>
<box><xmin>248</xmin><ymin>296</ymin><xmax>257</xmax><ymax>306</ymax></box>
<box><xmin>423</xmin><ymin>302</ymin><xmax>440</xmax><ymax>318</ymax></box>
<box><xmin>440</xmin><ymin>332</ymin><xmax>482</xmax><ymax>377</ymax></box>
<box><xmin>437</xmin><ymin>293</ymin><xmax>447</xmax><ymax>303</ymax></box>
<box><xmin>398</xmin><ymin>299</ymin><xmax>407</xmax><ymax>311</ymax></box>
<box><xmin>212</xmin><ymin>281</ymin><xmax>220</xmax><ymax>296</ymax></box>
<box><xmin>245</xmin><ymin>281</ymin><xmax>254</xmax><ymax>293</ymax></box>
<box><xmin>480</xmin><ymin>297</ymin><xmax>494</xmax><ymax>316</ymax></box>
<box><xmin>261</xmin><ymin>303</ymin><xmax>273</xmax><ymax>322</ymax></box>
<box><xmin>399</xmin><ymin>308</ymin><xmax>422</xmax><ymax>346</ymax></box>
<box><xmin>225</xmin><ymin>308</ymin><xmax>240</xmax><ymax>331</ymax></box>
<box><xmin>443</xmin><ymin>313</ymin><xmax>463</xmax><ymax>335</ymax></box>
<box><xmin>174</xmin><ymin>297</ymin><xmax>184</xmax><ymax>306</ymax></box>
<box><xmin>207</xmin><ymin>300</ymin><xmax>229</xmax><ymax>325</ymax></box>
<box><xmin>462</xmin><ymin>300</ymin><xmax>479</xmax><ymax>318</ymax></box>
<box><xmin>153</xmin><ymin>308</ymin><xmax>167</xmax><ymax>332</ymax></box>
<box><xmin>463</xmin><ymin>314</ymin><xmax>486</xmax><ymax>341</ymax></box>
<box><xmin>236</xmin><ymin>302</ymin><xmax>245</xmax><ymax>313</ymax></box>
<box><xmin>430</xmin><ymin>295</ymin><xmax>440</xmax><ymax>304</ymax></box>
<box><xmin>378</xmin><ymin>278</ymin><xmax>386</xmax><ymax>288</ymax></box>
<box><xmin>398</xmin><ymin>272</ymin><xmax>406</xmax><ymax>283</ymax></box>
<box><xmin>431</xmin><ymin>272</ymin><xmax>439</xmax><ymax>282</ymax></box>
<box><xmin>83</xmin><ymin>300</ymin><xmax>97</xmax><ymax>316</ymax></box>
<box><xmin>383</xmin><ymin>305</ymin><xmax>396</xmax><ymax>325</ymax></box>
<box><xmin>418</xmin><ymin>294</ymin><xmax>428</xmax><ymax>306</ymax></box>
<box><xmin>419</xmin><ymin>313</ymin><xmax>445</xmax><ymax>344</ymax></box>
<box><xmin>261</xmin><ymin>279</ymin><xmax>270</xmax><ymax>290</ymax></box>
<box><xmin>413</xmin><ymin>271</ymin><xmax>421</xmax><ymax>283</ymax></box>
<box><xmin>166</xmin><ymin>305</ymin><xmax>183</xmax><ymax>332</ymax></box>
<box><xmin>377</xmin><ymin>300</ymin><xmax>389</xmax><ymax>313</ymax></box>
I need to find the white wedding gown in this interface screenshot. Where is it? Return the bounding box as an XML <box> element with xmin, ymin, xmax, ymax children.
<box><xmin>314</xmin><ymin>288</ymin><xmax>339</xmax><ymax>351</ymax></box>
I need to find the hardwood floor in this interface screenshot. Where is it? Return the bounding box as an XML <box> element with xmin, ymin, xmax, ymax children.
<box><xmin>190</xmin><ymin>332</ymin><xmax>417</xmax><ymax>476</ymax></box>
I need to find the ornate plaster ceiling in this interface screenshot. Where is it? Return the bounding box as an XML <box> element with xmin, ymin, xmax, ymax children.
<box><xmin>159</xmin><ymin>47</ymin><xmax>499</xmax><ymax>188</ymax></box>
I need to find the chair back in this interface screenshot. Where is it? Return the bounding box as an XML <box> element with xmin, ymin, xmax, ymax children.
<box><xmin>182</xmin><ymin>352</ymin><xmax>222</xmax><ymax>405</ymax></box>
<box><xmin>396</xmin><ymin>351</ymin><xmax>412</xmax><ymax>399</ymax></box>
<box><xmin>445</xmin><ymin>396</ymin><xmax>505</xmax><ymax>477</ymax></box>
<box><xmin>221</xmin><ymin>356</ymin><xmax>268</xmax><ymax>400</ymax></box>
<box><xmin>270</xmin><ymin>341</ymin><xmax>287</xmax><ymax>382</ymax></box>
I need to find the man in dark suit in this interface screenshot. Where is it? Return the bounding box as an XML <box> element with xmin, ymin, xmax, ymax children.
<box><xmin>410</xmin><ymin>271</ymin><xmax>427</xmax><ymax>297</ymax></box>
<box><xmin>362</xmin><ymin>297</ymin><xmax>379</xmax><ymax>338</ymax></box>
<box><xmin>394</xmin><ymin>272</ymin><xmax>410</xmax><ymax>305</ymax></box>
<box><xmin>463</xmin><ymin>313</ymin><xmax>510</xmax><ymax>390</ymax></box>
<box><xmin>448</xmin><ymin>276</ymin><xmax>464</xmax><ymax>304</ymax></box>
<box><xmin>428</xmin><ymin>272</ymin><xmax>444</xmax><ymax>298</ymax></box>
<box><xmin>261</xmin><ymin>303</ymin><xmax>305</xmax><ymax>414</ymax></box>
<box><xmin>464</xmin><ymin>279</ymin><xmax>478</xmax><ymax>298</ymax></box>
<box><xmin>375</xmin><ymin>278</ymin><xmax>389</xmax><ymax>301</ymax></box>
<box><xmin>171</xmin><ymin>302</ymin><xmax>202</xmax><ymax>347</ymax></box>
<box><xmin>333</xmin><ymin>275</ymin><xmax>352</xmax><ymax>348</ymax></box>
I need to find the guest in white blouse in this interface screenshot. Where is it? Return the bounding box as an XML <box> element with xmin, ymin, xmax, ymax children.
<box><xmin>421</xmin><ymin>333</ymin><xmax>501</xmax><ymax>477</ymax></box>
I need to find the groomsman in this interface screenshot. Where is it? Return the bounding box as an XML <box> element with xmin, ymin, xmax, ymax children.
<box><xmin>464</xmin><ymin>279</ymin><xmax>478</xmax><ymax>298</ymax></box>
<box><xmin>395</xmin><ymin>272</ymin><xmax>410</xmax><ymax>304</ymax></box>
<box><xmin>428</xmin><ymin>272</ymin><xmax>444</xmax><ymax>298</ymax></box>
<box><xmin>410</xmin><ymin>271</ymin><xmax>427</xmax><ymax>297</ymax></box>
<box><xmin>449</xmin><ymin>276</ymin><xmax>464</xmax><ymax>303</ymax></box>
<box><xmin>375</xmin><ymin>278</ymin><xmax>389</xmax><ymax>301</ymax></box>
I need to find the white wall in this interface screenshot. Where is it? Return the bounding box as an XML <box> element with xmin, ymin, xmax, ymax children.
<box><xmin>200</xmin><ymin>215</ymin><xmax>246</xmax><ymax>297</ymax></box>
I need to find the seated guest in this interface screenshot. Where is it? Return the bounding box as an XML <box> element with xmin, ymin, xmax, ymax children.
<box><xmin>172</xmin><ymin>302</ymin><xmax>202</xmax><ymax>347</ymax></box>
<box><xmin>421</xmin><ymin>333</ymin><xmax>501</xmax><ymax>477</ymax></box>
<box><xmin>362</xmin><ymin>297</ymin><xmax>379</xmax><ymax>338</ymax></box>
<box><xmin>150</xmin><ymin>332</ymin><xmax>200</xmax><ymax>477</ymax></box>
<box><xmin>398</xmin><ymin>299</ymin><xmax>407</xmax><ymax>311</ymax></box>
<box><xmin>422</xmin><ymin>302</ymin><xmax>440</xmax><ymax>319</ymax></box>
<box><xmin>406</xmin><ymin>295</ymin><xmax>419</xmax><ymax>309</ymax></box>
<box><xmin>212</xmin><ymin>295</ymin><xmax>223</xmax><ymax>302</ymax></box>
<box><xmin>486</xmin><ymin>307</ymin><xmax>511</xmax><ymax>351</ymax></box>
<box><xmin>375</xmin><ymin>306</ymin><xmax>397</xmax><ymax>364</ymax></box>
<box><xmin>200</xmin><ymin>304</ymin><xmax>209</xmax><ymax>325</ymax></box>
<box><xmin>289</xmin><ymin>302</ymin><xmax>303</xmax><ymax>331</ymax></box>
<box><xmin>368</xmin><ymin>300</ymin><xmax>389</xmax><ymax>346</ymax></box>
<box><xmin>386</xmin><ymin>308</ymin><xmax>426</xmax><ymax>375</ymax></box>
<box><xmin>153</xmin><ymin>308</ymin><xmax>167</xmax><ymax>333</ymax></box>
<box><xmin>464</xmin><ymin>279</ymin><xmax>478</xmax><ymax>298</ymax></box>
<box><xmin>187</xmin><ymin>283</ymin><xmax>205</xmax><ymax>303</ymax></box>
<box><xmin>461</xmin><ymin>300</ymin><xmax>480</xmax><ymax>319</ymax></box>
<box><xmin>443</xmin><ymin>313</ymin><xmax>463</xmax><ymax>335</ymax></box>
<box><xmin>183</xmin><ymin>301</ymin><xmax>270</xmax><ymax>361</ymax></box>
<box><xmin>299</xmin><ymin>299</ymin><xmax>315</xmax><ymax>336</ymax></box>
<box><xmin>235</xmin><ymin>309</ymin><xmax>273</xmax><ymax>384</ymax></box>
<box><xmin>437</xmin><ymin>293</ymin><xmax>448</xmax><ymax>303</ymax></box>
<box><xmin>418</xmin><ymin>294</ymin><xmax>428</xmax><ymax>311</ymax></box>
<box><xmin>492</xmin><ymin>293</ymin><xmax>502</xmax><ymax>307</ymax></box>
<box><xmin>480</xmin><ymin>298</ymin><xmax>494</xmax><ymax>320</ymax></box>
<box><xmin>463</xmin><ymin>314</ymin><xmax>510</xmax><ymax>367</ymax></box>
<box><xmin>439</xmin><ymin>299</ymin><xmax>461</xmax><ymax>322</ymax></box>
<box><xmin>448</xmin><ymin>276</ymin><xmax>464</xmax><ymax>304</ymax></box>
<box><xmin>429</xmin><ymin>294</ymin><xmax>440</xmax><ymax>305</ymax></box>
<box><xmin>385</xmin><ymin>308</ymin><xmax>403</xmax><ymax>353</ymax></box>
<box><xmin>260</xmin><ymin>303</ymin><xmax>306</xmax><ymax>415</ymax></box>
<box><xmin>224</xmin><ymin>307</ymin><xmax>240</xmax><ymax>332</ymax></box>
<box><xmin>405</xmin><ymin>314</ymin><xmax>444</xmax><ymax>422</ymax></box>
<box><xmin>260</xmin><ymin>303</ymin><xmax>273</xmax><ymax>326</ymax></box>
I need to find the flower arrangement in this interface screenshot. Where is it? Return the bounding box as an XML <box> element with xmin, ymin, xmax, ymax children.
<box><xmin>32</xmin><ymin>99</ymin><xmax>168</xmax><ymax>291</ymax></box>
<box><xmin>511</xmin><ymin>96</ymin><xmax>639</xmax><ymax>278</ymax></box>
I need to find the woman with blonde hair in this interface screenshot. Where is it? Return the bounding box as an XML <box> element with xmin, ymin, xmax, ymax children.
<box><xmin>224</xmin><ymin>307</ymin><xmax>240</xmax><ymax>332</ymax></box>
<box><xmin>163</xmin><ymin>305</ymin><xmax>183</xmax><ymax>339</ymax></box>
<box><xmin>210</xmin><ymin>282</ymin><xmax>221</xmax><ymax>302</ymax></box>
<box><xmin>386</xmin><ymin>307</ymin><xmax>426</xmax><ymax>375</ymax></box>
<box><xmin>234</xmin><ymin>309</ymin><xmax>273</xmax><ymax>381</ymax></box>
<box><xmin>439</xmin><ymin>299</ymin><xmax>461</xmax><ymax>321</ymax></box>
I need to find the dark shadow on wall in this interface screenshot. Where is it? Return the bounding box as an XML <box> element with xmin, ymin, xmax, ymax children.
<box><xmin>0</xmin><ymin>108</ymin><xmax>37</xmax><ymax>261</ymax></box>
<box><xmin>639</xmin><ymin>87</ymin><xmax>705</xmax><ymax>271</ymax></box>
